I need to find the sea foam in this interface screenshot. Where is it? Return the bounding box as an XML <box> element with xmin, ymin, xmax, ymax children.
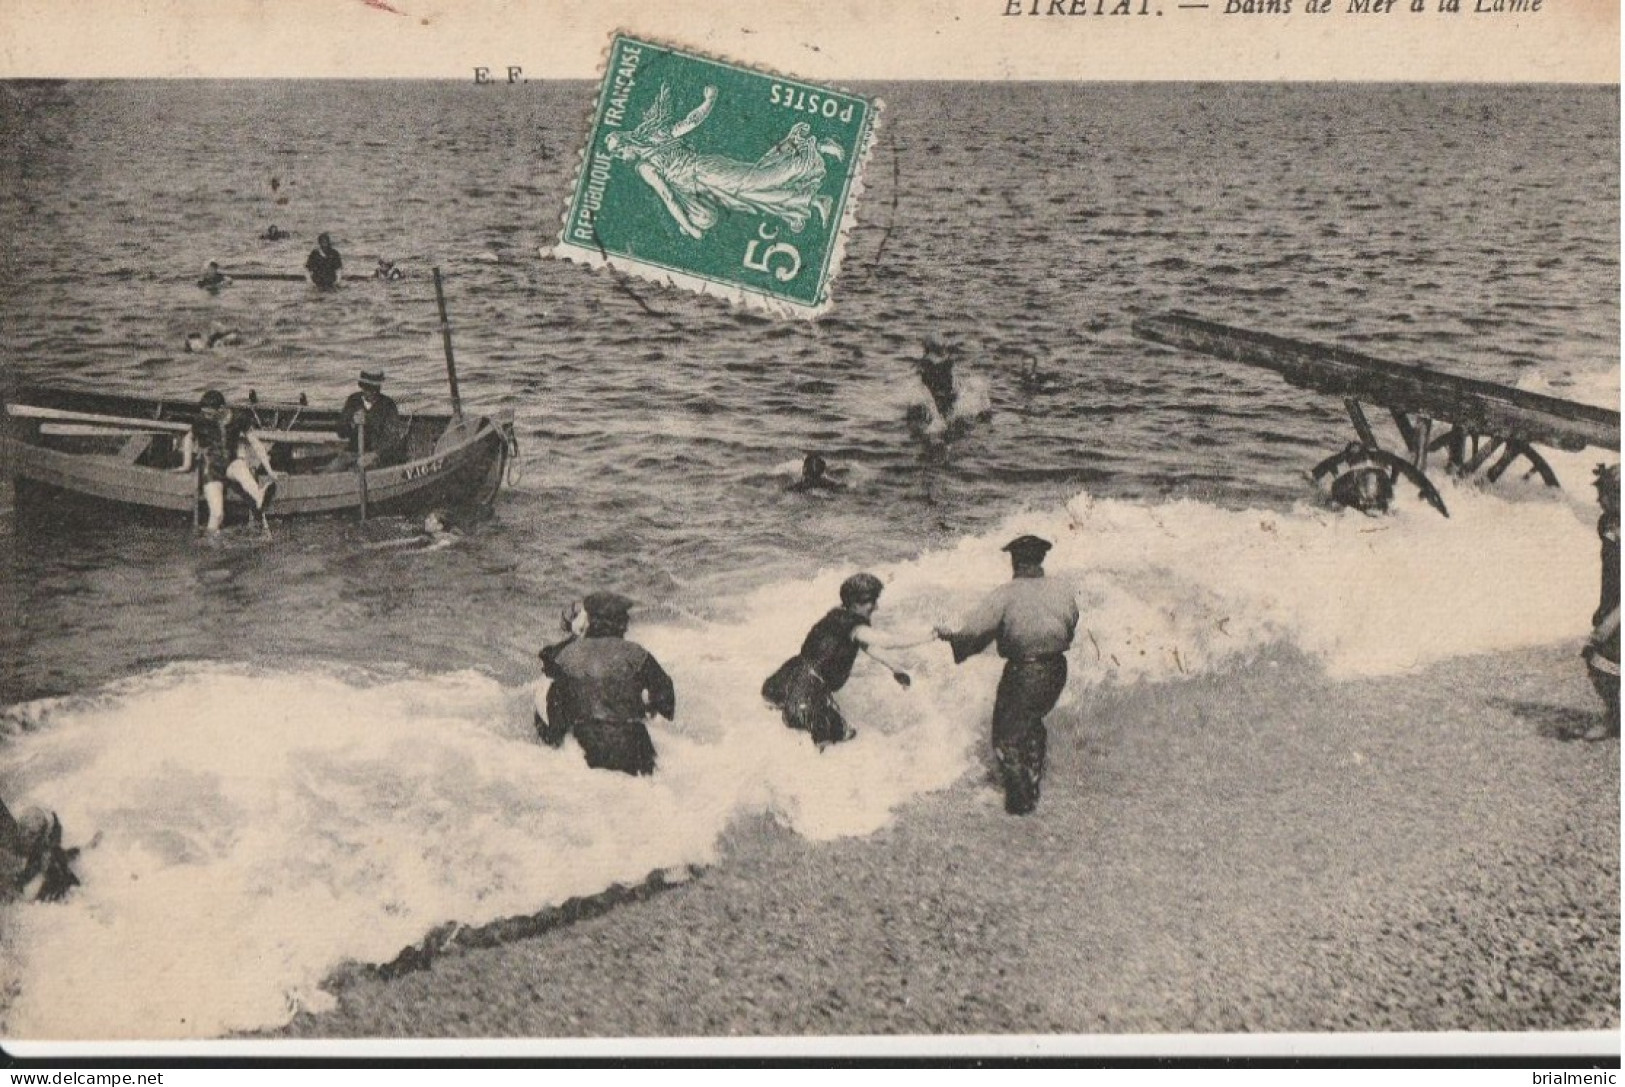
<box><xmin>0</xmin><ymin>477</ymin><xmax>1604</xmax><ymax>1039</ymax></box>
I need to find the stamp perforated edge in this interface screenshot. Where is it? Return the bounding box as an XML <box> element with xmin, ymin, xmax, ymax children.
<box><xmin>545</xmin><ymin>29</ymin><xmax>883</xmax><ymax>321</ymax></box>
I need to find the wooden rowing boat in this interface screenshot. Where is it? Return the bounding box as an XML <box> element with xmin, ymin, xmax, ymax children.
<box><xmin>1</xmin><ymin>386</ymin><xmax>517</xmax><ymax>526</ymax></box>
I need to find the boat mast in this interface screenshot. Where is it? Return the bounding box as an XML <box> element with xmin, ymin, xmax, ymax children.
<box><xmin>432</xmin><ymin>266</ymin><xmax>464</xmax><ymax>421</ymax></box>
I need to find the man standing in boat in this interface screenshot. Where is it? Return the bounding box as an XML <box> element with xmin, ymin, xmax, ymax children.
<box><xmin>304</xmin><ymin>232</ymin><xmax>343</xmax><ymax>290</ymax></box>
<box><xmin>335</xmin><ymin>370</ymin><xmax>404</xmax><ymax>467</ymax></box>
<box><xmin>936</xmin><ymin>535</ymin><xmax>1079</xmax><ymax>815</ymax></box>
<box><xmin>536</xmin><ymin>591</ymin><xmax>675</xmax><ymax>776</ymax></box>
<box><xmin>174</xmin><ymin>390</ymin><xmax>278</xmax><ymax>533</ymax></box>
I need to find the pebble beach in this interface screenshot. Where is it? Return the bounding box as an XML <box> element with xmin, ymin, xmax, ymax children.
<box><xmin>275</xmin><ymin>643</ymin><xmax>1619</xmax><ymax>1043</ymax></box>
<box><xmin>0</xmin><ymin>80</ymin><xmax>1615</xmax><ymax>1046</ymax></box>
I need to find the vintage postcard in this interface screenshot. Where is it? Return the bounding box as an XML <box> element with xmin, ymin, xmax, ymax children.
<box><xmin>0</xmin><ymin>0</ymin><xmax>1616</xmax><ymax>1064</ymax></box>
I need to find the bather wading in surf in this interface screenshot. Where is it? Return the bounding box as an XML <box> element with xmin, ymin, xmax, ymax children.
<box><xmin>605</xmin><ymin>84</ymin><xmax>845</xmax><ymax>241</ymax></box>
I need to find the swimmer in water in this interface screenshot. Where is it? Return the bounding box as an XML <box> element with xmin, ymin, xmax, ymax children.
<box><xmin>374</xmin><ymin>258</ymin><xmax>405</xmax><ymax>281</ymax></box>
<box><xmin>207</xmin><ymin>324</ymin><xmax>241</xmax><ymax>348</ymax></box>
<box><xmin>909</xmin><ymin>337</ymin><xmax>992</xmax><ymax>438</ymax></box>
<box><xmin>196</xmin><ymin>261</ymin><xmax>232</xmax><ymax>292</ymax></box>
<box><xmin>762</xmin><ymin>573</ymin><xmax>935</xmax><ymax>749</ymax></box>
<box><xmin>305</xmin><ymin>232</ymin><xmax>343</xmax><ymax>290</ymax></box>
<box><xmin>1322</xmin><ymin>442</ymin><xmax>1394</xmax><ymax>516</ymax></box>
<box><xmin>535</xmin><ymin>591</ymin><xmax>675</xmax><ymax>776</ymax></box>
<box><xmin>184</xmin><ymin>325</ymin><xmax>243</xmax><ymax>352</ymax></box>
<box><xmin>0</xmin><ymin>798</ymin><xmax>79</xmax><ymax>903</ymax></box>
<box><xmin>788</xmin><ymin>453</ymin><xmax>846</xmax><ymax>493</ymax></box>
<box><xmin>1017</xmin><ymin>351</ymin><xmax>1057</xmax><ymax>395</ymax></box>
<box><xmin>362</xmin><ymin>509</ymin><xmax>462</xmax><ymax>552</ymax></box>
<box><xmin>262</xmin><ymin>224</ymin><xmax>288</xmax><ymax>241</ymax></box>
<box><xmin>915</xmin><ymin>337</ymin><xmax>959</xmax><ymax>420</ymax></box>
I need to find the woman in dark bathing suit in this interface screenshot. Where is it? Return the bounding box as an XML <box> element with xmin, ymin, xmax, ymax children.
<box><xmin>762</xmin><ymin>573</ymin><xmax>934</xmax><ymax>748</ymax></box>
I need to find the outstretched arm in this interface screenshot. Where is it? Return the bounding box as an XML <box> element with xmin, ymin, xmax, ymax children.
<box><xmin>935</xmin><ymin>588</ymin><xmax>1006</xmax><ymax>664</ymax></box>
<box><xmin>855</xmin><ymin>623</ymin><xmax>937</xmax><ymax>652</ymax></box>
<box><xmin>671</xmin><ymin>86</ymin><xmax>717</xmax><ymax>138</ymax></box>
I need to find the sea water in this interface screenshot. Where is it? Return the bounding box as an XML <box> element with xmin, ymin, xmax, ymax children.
<box><xmin>0</xmin><ymin>82</ymin><xmax>1616</xmax><ymax>1037</ymax></box>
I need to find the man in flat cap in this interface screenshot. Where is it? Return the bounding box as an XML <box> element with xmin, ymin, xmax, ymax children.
<box><xmin>936</xmin><ymin>534</ymin><xmax>1080</xmax><ymax>814</ymax></box>
<box><xmin>536</xmin><ymin>591</ymin><xmax>676</xmax><ymax>776</ymax></box>
<box><xmin>335</xmin><ymin>369</ymin><xmax>404</xmax><ymax>467</ymax></box>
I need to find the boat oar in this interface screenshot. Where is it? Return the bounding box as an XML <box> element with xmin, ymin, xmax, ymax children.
<box><xmin>862</xmin><ymin>645</ymin><xmax>912</xmax><ymax>688</ymax></box>
<box><xmin>354</xmin><ymin>416</ymin><xmax>370</xmax><ymax>523</ymax></box>
<box><xmin>221</xmin><ymin>272</ymin><xmax>307</xmax><ymax>282</ymax></box>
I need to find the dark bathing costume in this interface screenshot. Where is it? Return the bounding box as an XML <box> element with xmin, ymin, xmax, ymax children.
<box><xmin>191</xmin><ymin>409</ymin><xmax>250</xmax><ymax>484</ymax></box>
<box><xmin>762</xmin><ymin>606</ymin><xmax>868</xmax><ymax>747</ymax></box>
<box><xmin>540</xmin><ymin>634</ymin><xmax>676</xmax><ymax>776</ymax></box>
<box><xmin>305</xmin><ymin>244</ymin><xmax>342</xmax><ymax>290</ymax></box>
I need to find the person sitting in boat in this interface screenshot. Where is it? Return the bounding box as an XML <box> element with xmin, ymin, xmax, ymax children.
<box><xmin>334</xmin><ymin>369</ymin><xmax>406</xmax><ymax>468</ymax></box>
<box><xmin>305</xmin><ymin>232</ymin><xmax>343</xmax><ymax>290</ymax></box>
<box><xmin>174</xmin><ymin>390</ymin><xmax>278</xmax><ymax>533</ymax></box>
<box><xmin>761</xmin><ymin>573</ymin><xmax>934</xmax><ymax>749</ymax></box>
<box><xmin>374</xmin><ymin>258</ymin><xmax>405</xmax><ymax>281</ymax></box>
<box><xmin>196</xmin><ymin>261</ymin><xmax>232</xmax><ymax>292</ymax></box>
<box><xmin>0</xmin><ymin>797</ymin><xmax>79</xmax><ymax>904</ymax></box>
<box><xmin>788</xmin><ymin>453</ymin><xmax>846</xmax><ymax>493</ymax></box>
<box><xmin>535</xmin><ymin>591</ymin><xmax>675</xmax><ymax>777</ymax></box>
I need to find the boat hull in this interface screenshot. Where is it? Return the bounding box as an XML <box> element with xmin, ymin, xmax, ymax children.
<box><xmin>2</xmin><ymin>389</ymin><xmax>514</xmax><ymax>526</ymax></box>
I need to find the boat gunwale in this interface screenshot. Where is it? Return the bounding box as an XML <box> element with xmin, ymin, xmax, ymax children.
<box><xmin>3</xmin><ymin>388</ymin><xmax>515</xmax><ymax>517</ymax></box>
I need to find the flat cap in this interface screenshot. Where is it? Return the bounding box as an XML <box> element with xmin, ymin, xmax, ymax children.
<box><xmin>583</xmin><ymin>590</ymin><xmax>635</xmax><ymax>624</ymax></box>
<box><xmin>1002</xmin><ymin>534</ymin><xmax>1052</xmax><ymax>561</ymax></box>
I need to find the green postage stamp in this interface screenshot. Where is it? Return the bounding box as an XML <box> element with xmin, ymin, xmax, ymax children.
<box><xmin>552</xmin><ymin>33</ymin><xmax>881</xmax><ymax>318</ymax></box>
